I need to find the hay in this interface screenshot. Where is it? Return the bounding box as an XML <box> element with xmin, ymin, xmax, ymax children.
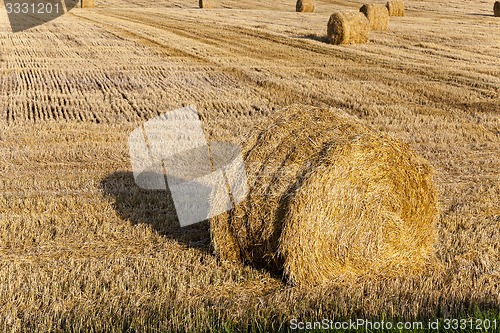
<box><xmin>327</xmin><ymin>11</ymin><xmax>370</xmax><ymax>45</ymax></box>
<box><xmin>386</xmin><ymin>0</ymin><xmax>405</xmax><ymax>17</ymax></box>
<box><xmin>199</xmin><ymin>0</ymin><xmax>215</xmax><ymax>9</ymax></box>
<box><xmin>210</xmin><ymin>105</ymin><xmax>438</xmax><ymax>286</ymax></box>
<box><xmin>81</xmin><ymin>0</ymin><xmax>94</xmax><ymax>8</ymax></box>
<box><xmin>296</xmin><ymin>0</ymin><xmax>315</xmax><ymax>13</ymax></box>
<box><xmin>495</xmin><ymin>1</ymin><xmax>500</xmax><ymax>17</ymax></box>
<box><xmin>360</xmin><ymin>4</ymin><xmax>390</xmax><ymax>31</ymax></box>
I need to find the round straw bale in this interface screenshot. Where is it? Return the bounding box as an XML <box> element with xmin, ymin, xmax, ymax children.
<box><xmin>495</xmin><ymin>1</ymin><xmax>500</xmax><ymax>17</ymax></box>
<box><xmin>210</xmin><ymin>105</ymin><xmax>439</xmax><ymax>286</ymax></box>
<box><xmin>199</xmin><ymin>0</ymin><xmax>215</xmax><ymax>9</ymax></box>
<box><xmin>296</xmin><ymin>0</ymin><xmax>315</xmax><ymax>13</ymax></box>
<box><xmin>386</xmin><ymin>0</ymin><xmax>405</xmax><ymax>17</ymax></box>
<box><xmin>360</xmin><ymin>4</ymin><xmax>390</xmax><ymax>31</ymax></box>
<box><xmin>327</xmin><ymin>11</ymin><xmax>370</xmax><ymax>45</ymax></box>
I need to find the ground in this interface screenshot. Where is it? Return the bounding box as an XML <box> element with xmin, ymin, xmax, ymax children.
<box><xmin>0</xmin><ymin>0</ymin><xmax>498</xmax><ymax>331</ymax></box>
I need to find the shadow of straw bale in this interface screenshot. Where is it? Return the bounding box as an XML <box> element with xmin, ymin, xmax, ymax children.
<box><xmin>99</xmin><ymin>171</ymin><xmax>212</xmax><ymax>252</ymax></box>
<box><xmin>468</xmin><ymin>13</ymin><xmax>496</xmax><ymax>17</ymax></box>
<box><xmin>295</xmin><ymin>34</ymin><xmax>331</xmax><ymax>44</ymax></box>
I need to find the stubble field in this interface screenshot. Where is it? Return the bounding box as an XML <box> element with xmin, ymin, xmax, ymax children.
<box><xmin>0</xmin><ymin>0</ymin><xmax>499</xmax><ymax>331</ymax></box>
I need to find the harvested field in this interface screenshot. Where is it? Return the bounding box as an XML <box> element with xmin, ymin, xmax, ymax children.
<box><xmin>0</xmin><ymin>0</ymin><xmax>499</xmax><ymax>331</ymax></box>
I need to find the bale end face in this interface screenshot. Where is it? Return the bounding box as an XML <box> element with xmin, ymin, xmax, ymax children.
<box><xmin>494</xmin><ymin>1</ymin><xmax>500</xmax><ymax>17</ymax></box>
<box><xmin>210</xmin><ymin>106</ymin><xmax>439</xmax><ymax>286</ymax></box>
<box><xmin>386</xmin><ymin>0</ymin><xmax>405</xmax><ymax>17</ymax></box>
<box><xmin>81</xmin><ymin>0</ymin><xmax>94</xmax><ymax>8</ymax></box>
<box><xmin>360</xmin><ymin>4</ymin><xmax>390</xmax><ymax>31</ymax></box>
<box><xmin>327</xmin><ymin>11</ymin><xmax>370</xmax><ymax>45</ymax></box>
<box><xmin>280</xmin><ymin>135</ymin><xmax>439</xmax><ymax>286</ymax></box>
<box><xmin>296</xmin><ymin>0</ymin><xmax>315</xmax><ymax>13</ymax></box>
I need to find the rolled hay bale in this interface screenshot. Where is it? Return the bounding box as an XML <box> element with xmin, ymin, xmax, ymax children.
<box><xmin>360</xmin><ymin>4</ymin><xmax>390</xmax><ymax>31</ymax></box>
<box><xmin>81</xmin><ymin>0</ymin><xmax>94</xmax><ymax>8</ymax></box>
<box><xmin>495</xmin><ymin>1</ymin><xmax>500</xmax><ymax>17</ymax></box>
<box><xmin>199</xmin><ymin>0</ymin><xmax>215</xmax><ymax>9</ymax></box>
<box><xmin>210</xmin><ymin>105</ymin><xmax>439</xmax><ymax>286</ymax></box>
<box><xmin>386</xmin><ymin>0</ymin><xmax>404</xmax><ymax>16</ymax></box>
<box><xmin>296</xmin><ymin>0</ymin><xmax>315</xmax><ymax>13</ymax></box>
<box><xmin>327</xmin><ymin>11</ymin><xmax>370</xmax><ymax>45</ymax></box>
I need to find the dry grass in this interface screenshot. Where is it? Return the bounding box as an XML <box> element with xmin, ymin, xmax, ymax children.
<box><xmin>360</xmin><ymin>3</ymin><xmax>390</xmax><ymax>31</ymax></box>
<box><xmin>0</xmin><ymin>0</ymin><xmax>499</xmax><ymax>331</ymax></box>
<box><xmin>296</xmin><ymin>0</ymin><xmax>315</xmax><ymax>13</ymax></box>
<box><xmin>386</xmin><ymin>0</ymin><xmax>405</xmax><ymax>17</ymax></box>
<box><xmin>327</xmin><ymin>11</ymin><xmax>370</xmax><ymax>45</ymax></box>
<box><xmin>211</xmin><ymin>105</ymin><xmax>438</xmax><ymax>286</ymax></box>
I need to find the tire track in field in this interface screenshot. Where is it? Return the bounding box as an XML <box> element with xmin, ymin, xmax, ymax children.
<box><xmin>83</xmin><ymin>10</ymin><xmax>430</xmax><ymax>116</ymax></box>
<box><xmin>103</xmin><ymin>10</ymin><xmax>355</xmax><ymax>65</ymax></box>
<box><xmin>74</xmin><ymin>9</ymin><xmax>464</xmax><ymax>120</ymax></box>
<box><xmin>144</xmin><ymin>10</ymin><xmax>499</xmax><ymax>95</ymax></box>
<box><xmin>121</xmin><ymin>10</ymin><xmax>499</xmax><ymax>92</ymax></box>
<box><xmin>95</xmin><ymin>10</ymin><xmax>405</xmax><ymax>117</ymax></box>
<box><xmin>73</xmin><ymin>10</ymin><xmax>357</xmax><ymax>111</ymax></box>
<box><xmin>90</xmin><ymin>9</ymin><xmax>499</xmax><ymax>143</ymax></box>
<box><xmin>101</xmin><ymin>9</ymin><xmax>499</xmax><ymax>119</ymax></box>
<box><xmin>69</xmin><ymin>11</ymin><xmax>210</xmax><ymax>63</ymax></box>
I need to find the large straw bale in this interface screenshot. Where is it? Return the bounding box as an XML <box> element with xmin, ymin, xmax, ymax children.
<box><xmin>210</xmin><ymin>105</ymin><xmax>439</xmax><ymax>286</ymax></box>
<box><xmin>296</xmin><ymin>0</ymin><xmax>315</xmax><ymax>13</ymax></box>
<box><xmin>81</xmin><ymin>0</ymin><xmax>94</xmax><ymax>8</ymax></box>
<box><xmin>386</xmin><ymin>0</ymin><xmax>404</xmax><ymax>16</ymax></box>
<box><xmin>327</xmin><ymin>11</ymin><xmax>370</xmax><ymax>45</ymax></box>
<box><xmin>495</xmin><ymin>2</ymin><xmax>500</xmax><ymax>17</ymax></box>
<box><xmin>360</xmin><ymin>4</ymin><xmax>390</xmax><ymax>31</ymax></box>
<box><xmin>199</xmin><ymin>0</ymin><xmax>215</xmax><ymax>9</ymax></box>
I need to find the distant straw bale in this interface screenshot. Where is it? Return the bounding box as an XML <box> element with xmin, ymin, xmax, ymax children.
<box><xmin>81</xmin><ymin>0</ymin><xmax>94</xmax><ymax>8</ymax></box>
<box><xmin>360</xmin><ymin>4</ymin><xmax>390</xmax><ymax>30</ymax></box>
<box><xmin>296</xmin><ymin>0</ymin><xmax>315</xmax><ymax>13</ymax></box>
<box><xmin>386</xmin><ymin>0</ymin><xmax>405</xmax><ymax>16</ymax></box>
<box><xmin>210</xmin><ymin>105</ymin><xmax>439</xmax><ymax>286</ymax></box>
<box><xmin>327</xmin><ymin>11</ymin><xmax>370</xmax><ymax>45</ymax></box>
<box><xmin>495</xmin><ymin>1</ymin><xmax>500</xmax><ymax>17</ymax></box>
<box><xmin>199</xmin><ymin>0</ymin><xmax>215</xmax><ymax>9</ymax></box>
